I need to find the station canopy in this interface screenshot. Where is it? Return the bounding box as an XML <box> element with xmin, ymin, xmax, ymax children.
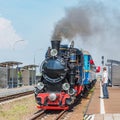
<box><xmin>107</xmin><ymin>59</ymin><xmax>120</xmax><ymax>66</ymax></box>
<box><xmin>0</xmin><ymin>61</ymin><xmax>22</xmax><ymax>67</ymax></box>
<box><xmin>22</xmin><ymin>64</ymin><xmax>39</xmax><ymax>70</ymax></box>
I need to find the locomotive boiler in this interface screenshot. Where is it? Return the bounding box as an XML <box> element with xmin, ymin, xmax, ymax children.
<box><xmin>34</xmin><ymin>40</ymin><xmax>99</xmax><ymax>110</ymax></box>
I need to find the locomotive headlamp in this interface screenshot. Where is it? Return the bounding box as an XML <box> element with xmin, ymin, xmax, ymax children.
<box><xmin>48</xmin><ymin>93</ymin><xmax>57</xmax><ymax>101</ymax></box>
<box><xmin>37</xmin><ymin>82</ymin><xmax>44</xmax><ymax>90</ymax></box>
<box><xmin>62</xmin><ymin>83</ymin><xmax>70</xmax><ymax>91</ymax></box>
<box><xmin>50</xmin><ymin>49</ymin><xmax>58</xmax><ymax>56</ymax></box>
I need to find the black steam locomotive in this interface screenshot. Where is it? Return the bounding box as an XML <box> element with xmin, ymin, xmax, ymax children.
<box><xmin>34</xmin><ymin>40</ymin><xmax>99</xmax><ymax>110</ymax></box>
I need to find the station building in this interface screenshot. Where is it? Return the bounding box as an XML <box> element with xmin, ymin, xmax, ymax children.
<box><xmin>0</xmin><ymin>61</ymin><xmax>38</xmax><ymax>88</ymax></box>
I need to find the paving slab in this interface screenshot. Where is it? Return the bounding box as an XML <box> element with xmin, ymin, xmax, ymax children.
<box><xmin>84</xmin><ymin>81</ymin><xmax>120</xmax><ymax>120</ymax></box>
<box><xmin>0</xmin><ymin>86</ymin><xmax>34</xmax><ymax>97</ymax></box>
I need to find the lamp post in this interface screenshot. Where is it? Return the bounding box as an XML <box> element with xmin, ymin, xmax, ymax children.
<box><xmin>12</xmin><ymin>39</ymin><xmax>25</xmax><ymax>87</ymax></box>
<box><xmin>13</xmin><ymin>40</ymin><xmax>25</xmax><ymax>50</ymax></box>
<box><xmin>33</xmin><ymin>49</ymin><xmax>42</xmax><ymax>85</ymax></box>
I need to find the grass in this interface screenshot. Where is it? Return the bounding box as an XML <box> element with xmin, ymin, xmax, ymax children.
<box><xmin>89</xmin><ymin>86</ymin><xmax>95</xmax><ymax>93</ymax></box>
<box><xmin>0</xmin><ymin>95</ymin><xmax>37</xmax><ymax>120</ymax></box>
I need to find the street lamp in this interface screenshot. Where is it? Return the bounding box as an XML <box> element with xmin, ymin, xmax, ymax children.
<box><xmin>33</xmin><ymin>49</ymin><xmax>43</xmax><ymax>85</ymax></box>
<box><xmin>12</xmin><ymin>39</ymin><xmax>25</xmax><ymax>87</ymax></box>
<box><xmin>13</xmin><ymin>40</ymin><xmax>25</xmax><ymax>50</ymax></box>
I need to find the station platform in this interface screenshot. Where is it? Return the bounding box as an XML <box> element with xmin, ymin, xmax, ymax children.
<box><xmin>0</xmin><ymin>86</ymin><xmax>34</xmax><ymax>98</ymax></box>
<box><xmin>84</xmin><ymin>81</ymin><xmax>120</xmax><ymax>120</ymax></box>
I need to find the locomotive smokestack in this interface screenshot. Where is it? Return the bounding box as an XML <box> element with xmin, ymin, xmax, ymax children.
<box><xmin>51</xmin><ymin>40</ymin><xmax>61</xmax><ymax>52</ymax></box>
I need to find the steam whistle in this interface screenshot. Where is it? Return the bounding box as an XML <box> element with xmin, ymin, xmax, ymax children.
<box><xmin>70</xmin><ymin>41</ymin><xmax>74</xmax><ymax>48</ymax></box>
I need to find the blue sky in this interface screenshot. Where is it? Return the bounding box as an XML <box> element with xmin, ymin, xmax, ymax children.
<box><xmin>0</xmin><ymin>0</ymin><xmax>120</xmax><ymax>72</ymax></box>
<box><xmin>0</xmin><ymin>0</ymin><xmax>78</xmax><ymax>66</ymax></box>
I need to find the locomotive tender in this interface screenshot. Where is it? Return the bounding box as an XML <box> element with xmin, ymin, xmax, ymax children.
<box><xmin>34</xmin><ymin>40</ymin><xmax>100</xmax><ymax>110</ymax></box>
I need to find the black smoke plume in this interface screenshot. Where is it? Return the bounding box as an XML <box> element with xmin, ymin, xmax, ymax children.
<box><xmin>51</xmin><ymin>0</ymin><xmax>105</xmax><ymax>41</ymax></box>
<box><xmin>52</xmin><ymin>6</ymin><xmax>92</xmax><ymax>41</ymax></box>
<box><xmin>51</xmin><ymin>0</ymin><xmax>120</xmax><ymax>65</ymax></box>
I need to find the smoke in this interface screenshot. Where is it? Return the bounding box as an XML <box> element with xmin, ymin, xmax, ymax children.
<box><xmin>52</xmin><ymin>0</ymin><xmax>105</xmax><ymax>41</ymax></box>
<box><xmin>52</xmin><ymin>0</ymin><xmax>120</xmax><ymax>65</ymax></box>
<box><xmin>52</xmin><ymin>7</ymin><xmax>92</xmax><ymax>41</ymax></box>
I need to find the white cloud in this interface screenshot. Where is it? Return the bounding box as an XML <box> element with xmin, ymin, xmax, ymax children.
<box><xmin>0</xmin><ymin>17</ymin><xmax>23</xmax><ymax>49</ymax></box>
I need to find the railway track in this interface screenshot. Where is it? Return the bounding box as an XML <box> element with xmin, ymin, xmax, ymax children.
<box><xmin>29</xmin><ymin>110</ymin><xmax>67</xmax><ymax>120</ymax></box>
<box><xmin>29</xmin><ymin>110</ymin><xmax>46</xmax><ymax>120</ymax></box>
<box><xmin>0</xmin><ymin>91</ymin><xmax>34</xmax><ymax>103</ymax></box>
<box><xmin>55</xmin><ymin>110</ymin><xmax>67</xmax><ymax>120</ymax></box>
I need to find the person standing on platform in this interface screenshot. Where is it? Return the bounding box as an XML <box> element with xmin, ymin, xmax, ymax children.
<box><xmin>102</xmin><ymin>67</ymin><xmax>109</xmax><ymax>99</ymax></box>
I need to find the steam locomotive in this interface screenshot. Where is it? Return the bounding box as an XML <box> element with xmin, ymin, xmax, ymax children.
<box><xmin>34</xmin><ymin>40</ymin><xmax>100</xmax><ymax>110</ymax></box>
